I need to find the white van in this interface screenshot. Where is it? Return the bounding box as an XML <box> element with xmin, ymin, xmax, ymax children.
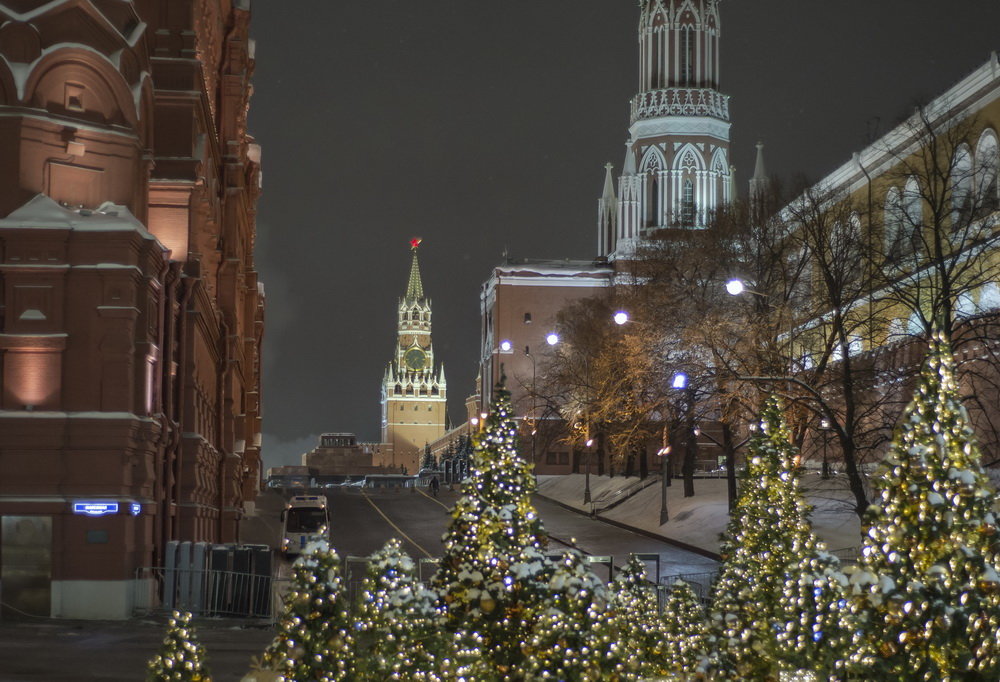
<box><xmin>280</xmin><ymin>495</ymin><xmax>330</xmax><ymax>556</ymax></box>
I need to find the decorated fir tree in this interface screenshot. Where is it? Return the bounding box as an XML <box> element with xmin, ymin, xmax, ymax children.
<box><xmin>661</xmin><ymin>579</ymin><xmax>711</xmax><ymax>675</ymax></box>
<box><xmin>262</xmin><ymin>541</ymin><xmax>354</xmax><ymax>680</ymax></box>
<box><xmin>849</xmin><ymin>333</ymin><xmax>1000</xmax><ymax>679</ymax></box>
<box><xmin>353</xmin><ymin>538</ymin><xmax>450</xmax><ymax>680</ymax></box>
<box><xmin>522</xmin><ymin>550</ymin><xmax>622</xmax><ymax>681</ymax></box>
<box><xmin>709</xmin><ymin>397</ymin><xmax>848</xmax><ymax>679</ymax></box>
<box><xmin>605</xmin><ymin>554</ymin><xmax>670</xmax><ymax>679</ymax></box>
<box><xmin>433</xmin><ymin>379</ymin><xmax>548</xmax><ymax>675</ymax></box>
<box><xmin>146</xmin><ymin>610</ymin><xmax>212</xmax><ymax>682</ymax></box>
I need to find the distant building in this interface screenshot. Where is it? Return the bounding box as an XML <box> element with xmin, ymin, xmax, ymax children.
<box><xmin>378</xmin><ymin>242</ymin><xmax>447</xmax><ymax>474</ymax></box>
<box><xmin>479</xmin><ymin>258</ymin><xmax>612</xmax><ymax>473</ymax></box>
<box><xmin>303</xmin><ymin>433</ymin><xmax>388</xmax><ymax>478</ymax></box>
<box><xmin>478</xmin><ymin>0</ymin><xmax>732</xmax><ymax>475</ymax></box>
<box><xmin>0</xmin><ymin>1</ymin><xmax>264</xmax><ymax>619</ymax></box>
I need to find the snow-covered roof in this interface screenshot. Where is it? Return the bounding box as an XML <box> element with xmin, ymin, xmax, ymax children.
<box><xmin>0</xmin><ymin>194</ymin><xmax>159</xmax><ymax>243</ymax></box>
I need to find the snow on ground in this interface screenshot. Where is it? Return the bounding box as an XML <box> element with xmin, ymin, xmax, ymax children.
<box><xmin>536</xmin><ymin>473</ymin><xmax>862</xmax><ymax>557</ymax></box>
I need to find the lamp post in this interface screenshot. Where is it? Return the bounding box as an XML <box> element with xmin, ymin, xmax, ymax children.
<box><xmin>657</xmin><ymin>437</ymin><xmax>670</xmax><ymax>524</ymax></box>
<box><xmin>672</xmin><ymin>372</ymin><xmax>698</xmax><ymax>498</ymax></box>
<box><xmin>525</xmin><ymin>345</ymin><xmax>537</xmax><ymax>465</ymax></box>
<box><xmin>820</xmin><ymin>418</ymin><xmax>832</xmax><ymax>479</ymax></box>
<box><xmin>584</xmin><ymin>431</ymin><xmax>594</xmax><ymax>505</ymax></box>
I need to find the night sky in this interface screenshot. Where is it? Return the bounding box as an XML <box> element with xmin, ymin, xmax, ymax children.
<box><xmin>248</xmin><ymin>1</ymin><xmax>1000</xmax><ymax>470</ymax></box>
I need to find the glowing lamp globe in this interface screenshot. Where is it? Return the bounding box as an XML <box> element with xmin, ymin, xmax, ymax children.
<box><xmin>725</xmin><ymin>279</ymin><xmax>745</xmax><ymax>296</ymax></box>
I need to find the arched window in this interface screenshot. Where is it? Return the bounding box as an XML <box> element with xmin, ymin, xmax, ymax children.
<box><xmin>884</xmin><ymin>187</ymin><xmax>904</xmax><ymax>260</ymax></box>
<box><xmin>902</xmin><ymin>177</ymin><xmax>922</xmax><ymax>255</ymax></box>
<box><xmin>975</xmin><ymin>129</ymin><xmax>999</xmax><ymax>213</ymax></box>
<box><xmin>641</xmin><ymin>148</ymin><xmax>664</xmax><ymax>228</ymax></box>
<box><xmin>976</xmin><ymin>282</ymin><xmax>1000</xmax><ymax>313</ymax></box>
<box><xmin>952</xmin><ymin>143</ymin><xmax>974</xmax><ymax>226</ymax></box>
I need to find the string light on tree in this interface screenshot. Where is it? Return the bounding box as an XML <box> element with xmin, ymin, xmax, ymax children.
<box><xmin>146</xmin><ymin>610</ymin><xmax>212</xmax><ymax>682</ymax></box>
<box><xmin>848</xmin><ymin>333</ymin><xmax>1000</xmax><ymax>679</ymax></box>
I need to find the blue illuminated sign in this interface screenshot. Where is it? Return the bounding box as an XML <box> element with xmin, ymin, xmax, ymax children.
<box><xmin>73</xmin><ymin>501</ymin><xmax>119</xmax><ymax>517</ymax></box>
<box><xmin>130</xmin><ymin>503</ymin><xmax>141</xmax><ymax>516</ymax></box>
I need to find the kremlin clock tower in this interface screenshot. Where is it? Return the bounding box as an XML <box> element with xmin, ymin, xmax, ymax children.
<box><xmin>379</xmin><ymin>240</ymin><xmax>447</xmax><ymax>474</ymax></box>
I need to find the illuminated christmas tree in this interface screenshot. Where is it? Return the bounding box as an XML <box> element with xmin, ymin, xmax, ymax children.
<box><xmin>849</xmin><ymin>334</ymin><xmax>1000</xmax><ymax>679</ymax></box>
<box><xmin>661</xmin><ymin>579</ymin><xmax>711</xmax><ymax>675</ymax></box>
<box><xmin>146</xmin><ymin>610</ymin><xmax>212</xmax><ymax>682</ymax></box>
<box><xmin>353</xmin><ymin>538</ymin><xmax>450</xmax><ymax>680</ymax></box>
<box><xmin>433</xmin><ymin>379</ymin><xmax>548</xmax><ymax>675</ymax></box>
<box><xmin>523</xmin><ymin>550</ymin><xmax>622</xmax><ymax>680</ymax></box>
<box><xmin>605</xmin><ymin>554</ymin><xmax>669</xmax><ymax>678</ymax></box>
<box><xmin>262</xmin><ymin>541</ymin><xmax>354</xmax><ymax>680</ymax></box>
<box><xmin>710</xmin><ymin>397</ymin><xmax>848</xmax><ymax>679</ymax></box>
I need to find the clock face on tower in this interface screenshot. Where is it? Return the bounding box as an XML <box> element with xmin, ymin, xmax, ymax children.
<box><xmin>404</xmin><ymin>347</ymin><xmax>426</xmax><ymax>371</ymax></box>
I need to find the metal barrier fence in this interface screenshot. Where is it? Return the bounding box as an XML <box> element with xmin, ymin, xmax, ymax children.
<box><xmin>133</xmin><ymin>566</ymin><xmax>290</xmax><ymax>620</ymax></box>
<box><xmin>659</xmin><ymin>569</ymin><xmax>719</xmax><ymax>605</ymax></box>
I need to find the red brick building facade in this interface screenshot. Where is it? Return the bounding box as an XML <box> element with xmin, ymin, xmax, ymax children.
<box><xmin>0</xmin><ymin>0</ymin><xmax>263</xmax><ymax>619</ymax></box>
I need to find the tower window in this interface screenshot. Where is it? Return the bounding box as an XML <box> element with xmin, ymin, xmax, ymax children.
<box><xmin>680</xmin><ymin>26</ymin><xmax>694</xmax><ymax>86</ymax></box>
<box><xmin>681</xmin><ymin>179</ymin><xmax>695</xmax><ymax>227</ymax></box>
<box><xmin>524</xmin><ymin>312</ymin><xmax>532</xmax><ymax>324</ymax></box>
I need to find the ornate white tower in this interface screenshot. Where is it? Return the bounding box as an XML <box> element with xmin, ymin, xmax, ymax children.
<box><xmin>600</xmin><ymin>0</ymin><xmax>732</xmax><ymax>260</ymax></box>
<box><xmin>380</xmin><ymin>239</ymin><xmax>447</xmax><ymax>474</ymax></box>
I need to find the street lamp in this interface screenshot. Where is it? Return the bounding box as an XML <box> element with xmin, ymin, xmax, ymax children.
<box><xmin>499</xmin><ymin>339</ymin><xmax>512</xmax><ymax>352</ymax></box>
<box><xmin>613</xmin><ymin>310</ymin><xmax>629</xmax><ymax>325</ymax></box>
<box><xmin>820</xmin><ymin>418</ymin><xmax>833</xmax><ymax>479</ymax></box>
<box><xmin>584</xmin><ymin>433</ymin><xmax>594</xmax><ymax>505</ymax></box>
<box><xmin>525</xmin><ymin>345</ymin><xmax>537</xmax><ymax>464</ymax></box>
<box><xmin>546</xmin><ymin>332</ymin><xmax>559</xmax><ymax>346</ymax></box>
<box><xmin>657</xmin><ymin>441</ymin><xmax>670</xmax><ymax>524</ymax></box>
<box><xmin>672</xmin><ymin>372</ymin><xmax>698</xmax><ymax>498</ymax></box>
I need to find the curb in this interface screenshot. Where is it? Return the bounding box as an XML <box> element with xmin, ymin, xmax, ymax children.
<box><xmin>535</xmin><ymin>493</ymin><xmax>721</xmax><ymax>561</ymax></box>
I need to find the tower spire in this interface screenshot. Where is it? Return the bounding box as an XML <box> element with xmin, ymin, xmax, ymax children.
<box><xmin>749</xmin><ymin>141</ymin><xmax>769</xmax><ymax>199</ymax></box>
<box><xmin>405</xmin><ymin>237</ymin><xmax>424</xmax><ymax>301</ymax></box>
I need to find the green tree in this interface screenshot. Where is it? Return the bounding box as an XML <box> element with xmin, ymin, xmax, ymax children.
<box><xmin>523</xmin><ymin>550</ymin><xmax>622</xmax><ymax>680</ymax></box>
<box><xmin>433</xmin><ymin>380</ymin><xmax>547</xmax><ymax>676</ymax></box>
<box><xmin>661</xmin><ymin>579</ymin><xmax>711</xmax><ymax>675</ymax></box>
<box><xmin>849</xmin><ymin>334</ymin><xmax>1000</xmax><ymax>679</ymax></box>
<box><xmin>710</xmin><ymin>397</ymin><xmax>849</xmax><ymax>679</ymax></box>
<box><xmin>263</xmin><ymin>541</ymin><xmax>354</xmax><ymax>680</ymax></box>
<box><xmin>146</xmin><ymin>610</ymin><xmax>212</xmax><ymax>682</ymax></box>
<box><xmin>354</xmin><ymin>539</ymin><xmax>449</xmax><ymax>680</ymax></box>
<box><xmin>605</xmin><ymin>554</ymin><xmax>670</xmax><ymax>679</ymax></box>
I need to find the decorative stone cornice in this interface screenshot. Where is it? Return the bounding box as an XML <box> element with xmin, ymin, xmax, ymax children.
<box><xmin>631</xmin><ymin>87</ymin><xmax>729</xmax><ymax>123</ymax></box>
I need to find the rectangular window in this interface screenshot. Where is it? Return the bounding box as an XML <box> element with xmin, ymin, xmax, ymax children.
<box><xmin>545</xmin><ymin>452</ymin><xmax>557</xmax><ymax>465</ymax></box>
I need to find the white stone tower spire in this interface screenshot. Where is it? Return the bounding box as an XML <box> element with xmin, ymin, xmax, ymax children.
<box><xmin>597</xmin><ymin>162</ymin><xmax>618</xmax><ymax>257</ymax></box>
<box><xmin>749</xmin><ymin>140</ymin><xmax>768</xmax><ymax>198</ymax></box>
<box><xmin>599</xmin><ymin>0</ymin><xmax>732</xmax><ymax>259</ymax></box>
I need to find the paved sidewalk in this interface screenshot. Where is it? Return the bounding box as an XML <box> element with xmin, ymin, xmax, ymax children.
<box><xmin>0</xmin><ymin>616</ymin><xmax>273</xmax><ymax>681</ymax></box>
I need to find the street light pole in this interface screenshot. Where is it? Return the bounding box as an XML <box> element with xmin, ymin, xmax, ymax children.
<box><xmin>658</xmin><ymin>441</ymin><xmax>670</xmax><ymax>525</ymax></box>
<box><xmin>525</xmin><ymin>346</ymin><xmax>536</xmax><ymax>465</ymax></box>
<box><xmin>820</xmin><ymin>418</ymin><xmax>832</xmax><ymax>479</ymax></box>
<box><xmin>584</xmin><ymin>427</ymin><xmax>593</xmax><ymax>505</ymax></box>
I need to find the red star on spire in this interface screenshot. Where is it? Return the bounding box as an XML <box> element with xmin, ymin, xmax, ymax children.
<box><xmin>410</xmin><ymin>237</ymin><xmax>422</xmax><ymax>250</ymax></box>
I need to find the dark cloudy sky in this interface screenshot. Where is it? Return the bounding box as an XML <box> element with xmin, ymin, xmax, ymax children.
<box><xmin>248</xmin><ymin>1</ymin><xmax>1000</xmax><ymax>469</ymax></box>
